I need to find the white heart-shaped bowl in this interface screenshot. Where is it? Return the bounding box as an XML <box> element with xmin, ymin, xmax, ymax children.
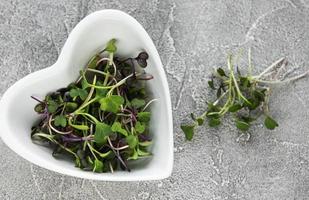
<box><xmin>0</xmin><ymin>9</ymin><xmax>173</xmax><ymax>181</ymax></box>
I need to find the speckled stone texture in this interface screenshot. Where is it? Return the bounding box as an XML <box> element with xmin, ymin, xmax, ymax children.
<box><xmin>1</xmin><ymin>0</ymin><xmax>309</xmax><ymax>199</ymax></box>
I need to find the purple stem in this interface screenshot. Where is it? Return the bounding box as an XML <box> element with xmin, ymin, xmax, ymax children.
<box><xmin>122</xmin><ymin>108</ymin><xmax>137</xmax><ymax>123</ymax></box>
<box><xmin>31</xmin><ymin>95</ymin><xmax>45</xmax><ymax>104</ymax></box>
<box><xmin>61</xmin><ymin>134</ymin><xmax>93</xmax><ymax>143</ymax></box>
<box><xmin>136</xmin><ymin>74</ymin><xmax>154</xmax><ymax>80</ymax></box>
<box><xmin>138</xmin><ymin>134</ymin><xmax>151</xmax><ymax>142</ymax></box>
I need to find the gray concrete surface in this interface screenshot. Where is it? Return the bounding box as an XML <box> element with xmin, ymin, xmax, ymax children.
<box><xmin>1</xmin><ymin>0</ymin><xmax>309</xmax><ymax>199</ymax></box>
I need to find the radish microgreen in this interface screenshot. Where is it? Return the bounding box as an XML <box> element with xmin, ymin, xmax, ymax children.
<box><xmin>31</xmin><ymin>39</ymin><xmax>155</xmax><ymax>172</ymax></box>
<box><xmin>182</xmin><ymin>50</ymin><xmax>309</xmax><ymax>141</ymax></box>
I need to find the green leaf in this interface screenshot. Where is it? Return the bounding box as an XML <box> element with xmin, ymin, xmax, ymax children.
<box><xmin>95</xmin><ymin>81</ymin><xmax>107</xmax><ymax>98</ymax></box>
<box><xmin>128</xmin><ymin>149</ymin><xmax>138</xmax><ymax>160</ymax></box>
<box><xmin>206</xmin><ymin>112</ymin><xmax>220</xmax><ymax>119</ymax></box>
<box><xmin>190</xmin><ymin>113</ymin><xmax>196</xmax><ymax>121</ymax></box>
<box><xmin>105</xmin><ymin>39</ymin><xmax>117</xmax><ymax>53</ymax></box>
<box><xmin>59</xmin><ymin>97</ymin><xmax>65</xmax><ymax>105</ymax></box>
<box><xmin>217</xmin><ymin>68</ymin><xmax>227</xmax><ymax>77</ymax></box>
<box><xmin>99</xmin><ymin>95</ymin><xmax>124</xmax><ymax>113</ymax></box>
<box><xmin>65</xmin><ymin>102</ymin><xmax>78</xmax><ymax>112</ymax></box>
<box><xmin>236</xmin><ymin>66</ymin><xmax>241</xmax><ymax>76</ymax></box>
<box><xmin>70</xmin><ymin>124</ymin><xmax>89</xmax><ymax>131</ymax></box>
<box><xmin>137</xmin><ymin>112</ymin><xmax>151</xmax><ymax>122</ymax></box>
<box><xmin>93</xmin><ymin>159</ymin><xmax>104</xmax><ymax>173</ymax></box>
<box><xmin>111</xmin><ymin>122</ymin><xmax>128</xmax><ymax>136</ymax></box>
<box><xmin>208</xmin><ymin>80</ymin><xmax>215</xmax><ymax>90</ymax></box>
<box><xmin>81</xmin><ymin>79</ymin><xmax>89</xmax><ymax>89</ymax></box>
<box><xmin>87</xmin><ymin>54</ymin><xmax>100</xmax><ymax>69</ymax></box>
<box><xmin>264</xmin><ymin>116</ymin><xmax>278</xmax><ymax>130</ymax></box>
<box><xmin>236</xmin><ymin>120</ymin><xmax>250</xmax><ymax>131</ymax></box>
<box><xmin>69</xmin><ymin>88</ymin><xmax>88</xmax><ymax>101</ymax></box>
<box><xmin>69</xmin><ymin>89</ymin><xmax>79</xmax><ymax>98</ymax></box>
<box><xmin>245</xmin><ymin>98</ymin><xmax>260</xmax><ymax>110</ymax></box>
<box><xmin>96</xmin><ymin>88</ymin><xmax>107</xmax><ymax>98</ymax></box>
<box><xmin>253</xmin><ymin>90</ymin><xmax>265</xmax><ymax>101</ymax></box>
<box><xmin>75</xmin><ymin>157</ymin><xmax>81</xmax><ymax>168</ymax></box>
<box><xmin>54</xmin><ymin>115</ymin><xmax>67</xmax><ymax>127</ymax></box>
<box><xmin>79</xmin><ymin>90</ymin><xmax>88</xmax><ymax>101</ymax></box>
<box><xmin>216</xmin><ymin>87</ymin><xmax>222</xmax><ymax>98</ymax></box>
<box><xmin>208</xmin><ymin>118</ymin><xmax>221</xmax><ymax>127</ymax></box>
<box><xmin>228</xmin><ymin>104</ymin><xmax>242</xmax><ymax>112</ymax></box>
<box><xmin>126</xmin><ymin>135</ymin><xmax>138</xmax><ymax>149</ymax></box>
<box><xmin>241</xmin><ymin>116</ymin><xmax>255</xmax><ymax>123</ymax></box>
<box><xmin>34</xmin><ymin>103</ymin><xmax>44</xmax><ymax>113</ymax></box>
<box><xmin>47</xmin><ymin>100</ymin><xmax>58</xmax><ymax>113</ymax></box>
<box><xmin>86</xmin><ymin>156</ymin><xmax>94</xmax><ymax>165</ymax></box>
<box><xmin>131</xmin><ymin>98</ymin><xmax>146</xmax><ymax>108</ymax></box>
<box><xmin>94</xmin><ymin>122</ymin><xmax>112</xmax><ymax>145</ymax></box>
<box><xmin>139</xmin><ymin>141</ymin><xmax>152</xmax><ymax>147</ymax></box>
<box><xmin>207</xmin><ymin>102</ymin><xmax>220</xmax><ymax>112</ymax></box>
<box><xmin>197</xmin><ymin>118</ymin><xmax>204</xmax><ymax>126</ymax></box>
<box><xmin>67</xmin><ymin>83</ymin><xmax>77</xmax><ymax>90</ymax></box>
<box><xmin>135</xmin><ymin>121</ymin><xmax>145</xmax><ymax>134</ymax></box>
<box><xmin>137</xmin><ymin>148</ymin><xmax>150</xmax><ymax>156</ymax></box>
<box><xmin>240</xmin><ymin>77</ymin><xmax>250</xmax><ymax>87</ymax></box>
<box><xmin>181</xmin><ymin>124</ymin><xmax>195</xmax><ymax>141</ymax></box>
<box><xmin>97</xmin><ymin>150</ymin><xmax>112</xmax><ymax>158</ymax></box>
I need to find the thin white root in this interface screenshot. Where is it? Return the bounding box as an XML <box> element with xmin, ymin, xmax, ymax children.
<box><xmin>256</xmin><ymin>70</ymin><xmax>309</xmax><ymax>84</ymax></box>
<box><xmin>256</xmin><ymin>57</ymin><xmax>285</xmax><ymax>78</ymax></box>
<box><xmin>275</xmin><ymin>59</ymin><xmax>288</xmax><ymax>79</ymax></box>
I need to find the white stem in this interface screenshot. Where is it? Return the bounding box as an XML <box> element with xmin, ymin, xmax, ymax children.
<box><xmin>107</xmin><ymin>73</ymin><xmax>140</xmax><ymax>96</ymax></box>
<box><xmin>113</xmin><ymin>145</ymin><xmax>129</xmax><ymax>151</ymax></box>
<box><xmin>96</xmin><ymin>57</ymin><xmax>117</xmax><ymax>77</ymax></box>
<box><xmin>213</xmin><ymin>91</ymin><xmax>228</xmax><ymax>106</ymax></box>
<box><xmin>81</xmin><ymin>75</ymin><xmax>96</xmax><ymax>108</ymax></box>
<box><xmin>142</xmin><ymin>99</ymin><xmax>158</xmax><ymax>111</ymax></box>
<box><xmin>48</xmin><ymin>116</ymin><xmax>72</xmax><ymax>135</ymax></box>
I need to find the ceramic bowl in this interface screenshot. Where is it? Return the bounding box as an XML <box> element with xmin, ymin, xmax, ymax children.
<box><xmin>0</xmin><ymin>9</ymin><xmax>173</xmax><ymax>181</ymax></box>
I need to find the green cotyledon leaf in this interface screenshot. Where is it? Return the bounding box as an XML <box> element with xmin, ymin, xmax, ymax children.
<box><xmin>93</xmin><ymin>159</ymin><xmax>103</xmax><ymax>173</ymax></box>
<box><xmin>54</xmin><ymin>115</ymin><xmax>67</xmax><ymax>127</ymax></box>
<box><xmin>94</xmin><ymin>122</ymin><xmax>112</xmax><ymax>145</ymax></box>
<box><xmin>126</xmin><ymin>135</ymin><xmax>138</xmax><ymax>149</ymax></box>
<box><xmin>236</xmin><ymin>120</ymin><xmax>250</xmax><ymax>131</ymax></box>
<box><xmin>137</xmin><ymin>112</ymin><xmax>151</xmax><ymax>122</ymax></box>
<box><xmin>135</xmin><ymin>121</ymin><xmax>145</xmax><ymax>134</ymax></box>
<box><xmin>181</xmin><ymin>124</ymin><xmax>195</xmax><ymax>141</ymax></box>
<box><xmin>69</xmin><ymin>88</ymin><xmax>88</xmax><ymax>100</ymax></box>
<box><xmin>264</xmin><ymin>116</ymin><xmax>278</xmax><ymax>130</ymax></box>
<box><xmin>131</xmin><ymin>98</ymin><xmax>146</xmax><ymax>109</ymax></box>
<box><xmin>99</xmin><ymin>95</ymin><xmax>124</xmax><ymax>113</ymax></box>
<box><xmin>111</xmin><ymin>122</ymin><xmax>128</xmax><ymax>136</ymax></box>
<box><xmin>105</xmin><ymin>39</ymin><xmax>117</xmax><ymax>53</ymax></box>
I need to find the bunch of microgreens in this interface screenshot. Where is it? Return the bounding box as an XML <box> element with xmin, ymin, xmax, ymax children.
<box><xmin>181</xmin><ymin>50</ymin><xmax>309</xmax><ymax>141</ymax></box>
<box><xmin>31</xmin><ymin>39</ymin><xmax>156</xmax><ymax>173</ymax></box>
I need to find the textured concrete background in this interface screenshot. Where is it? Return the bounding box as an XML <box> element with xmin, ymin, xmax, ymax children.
<box><xmin>1</xmin><ymin>0</ymin><xmax>309</xmax><ymax>199</ymax></box>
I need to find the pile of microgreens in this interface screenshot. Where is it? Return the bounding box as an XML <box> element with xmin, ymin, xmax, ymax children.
<box><xmin>181</xmin><ymin>50</ymin><xmax>309</xmax><ymax>141</ymax></box>
<box><xmin>31</xmin><ymin>39</ymin><xmax>156</xmax><ymax>173</ymax></box>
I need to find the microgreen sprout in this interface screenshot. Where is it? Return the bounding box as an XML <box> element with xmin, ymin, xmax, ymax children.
<box><xmin>31</xmin><ymin>39</ymin><xmax>155</xmax><ymax>173</ymax></box>
<box><xmin>181</xmin><ymin>50</ymin><xmax>309</xmax><ymax>141</ymax></box>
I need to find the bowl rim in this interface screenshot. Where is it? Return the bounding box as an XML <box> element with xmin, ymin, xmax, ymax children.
<box><xmin>0</xmin><ymin>9</ymin><xmax>174</xmax><ymax>181</ymax></box>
